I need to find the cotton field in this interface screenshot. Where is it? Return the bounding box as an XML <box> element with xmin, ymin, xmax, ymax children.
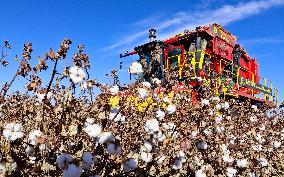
<box><xmin>0</xmin><ymin>40</ymin><xmax>283</xmax><ymax>177</ymax></box>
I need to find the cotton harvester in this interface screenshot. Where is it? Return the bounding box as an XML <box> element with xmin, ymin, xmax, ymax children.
<box><xmin>120</xmin><ymin>23</ymin><xmax>279</xmax><ymax>107</ymax></box>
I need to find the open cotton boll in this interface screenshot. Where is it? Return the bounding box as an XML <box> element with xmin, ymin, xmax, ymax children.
<box><xmin>4</xmin><ymin>123</ymin><xmax>15</xmax><ymax>131</ymax></box>
<box><xmin>145</xmin><ymin>119</ymin><xmax>159</xmax><ymax>134</ymax></box>
<box><xmin>142</xmin><ymin>82</ymin><xmax>151</xmax><ymax>88</ymax></box>
<box><xmin>195</xmin><ymin>169</ymin><xmax>207</xmax><ymax>177</ymax></box>
<box><xmin>63</xmin><ymin>164</ymin><xmax>82</xmax><ymax>177</ymax></box>
<box><xmin>163</xmin><ymin>96</ymin><xmax>171</xmax><ymax>103</ymax></box>
<box><xmin>28</xmin><ymin>130</ymin><xmax>42</xmax><ymax>145</ymax></box>
<box><xmin>123</xmin><ymin>158</ymin><xmax>137</xmax><ymax>172</ymax></box>
<box><xmin>177</xmin><ymin>151</ymin><xmax>186</xmax><ymax>163</ymax></box>
<box><xmin>215</xmin><ymin>116</ymin><xmax>223</xmax><ymax>124</ymax></box>
<box><xmin>226</xmin><ymin>167</ymin><xmax>237</xmax><ymax>177</ymax></box>
<box><xmin>259</xmin><ymin>125</ymin><xmax>265</xmax><ymax>131</ymax></box>
<box><xmin>138</xmin><ymin>88</ymin><xmax>148</xmax><ymax>99</ymax></box>
<box><xmin>221</xmin><ymin>102</ymin><xmax>230</xmax><ymax>110</ymax></box>
<box><xmin>3</xmin><ymin>129</ymin><xmax>13</xmax><ymax>140</ymax></box>
<box><xmin>249</xmin><ymin>116</ymin><xmax>258</xmax><ymax>123</ymax></box>
<box><xmin>129</xmin><ymin>61</ymin><xmax>143</xmax><ymax>75</ymax></box>
<box><xmin>257</xmin><ymin>157</ymin><xmax>268</xmax><ymax>167</ymax></box>
<box><xmin>191</xmin><ymin>131</ymin><xmax>198</xmax><ymax>139</ymax></box>
<box><xmin>153</xmin><ymin>131</ymin><xmax>166</xmax><ymax>142</ymax></box>
<box><xmin>142</xmin><ymin>141</ymin><xmax>153</xmax><ymax>152</ymax></box>
<box><xmin>236</xmin><ymin>159</ymin><xmax>248</xmax><ymax>168</ymax></box>
<box><xmin>107</xmin><ymin>143</ymin><xmax>122</xmax><ymax>155</ymax></box>
<box><xmin>211</xmin><ymin>96</ymin><xmax>220</xmax><ymax>102</ymax></box>
<box><xmin>201</xmin><ymin>99</ymin><xmax>210</xmax><ymax>106</ymax></box>
<box><xmin>82</xmin><ymin>152</ymin><xmax>95</xmax><ymax>170</ymax></box>
<box><xmin>56</xmin><ymin>153</ymin><xmax>73</xmax><ymax>169</ymax></box>
<box><xmin>156</xmin><ymin>110</ymin><xmax>165</xmax><ymax>121</ymax></box>
<box><xmin>166</xmin><ymin>104</ymin><xmax>176</xmax><ymax>114</ymax></box>
<box><xmin>97</xmin><ymin>132</ymin><xmax>115</xmax><ymax>144</ymax></box>
<box><xmin>141</xmin><ymin>152</ymin><xmax>152</xmax><ymax>162</ymax></box>
<box><xmin>25</xmin><ymin>146</ymin><xmax>34</xmax><ymax>156</ymax></box>
<box><xmin>37</xmin><ymin>92</ymin><xmax>53</xmax><ymax>102</ymax></box>
<box><xmin>197</xmin><ymin>142</ymin><xmax>208</xmax><ymax>150</ymax></box>
<box><xmin>172</xmin><ymin>159</ymin><xmax>183</xmax><ymax>170</ymax></box>
<box><xmin>215</xmin><ymin>104</ymin><xmax>221</xmax><ymax>110</ymax></box>
<box><xmin>252</xmin><ymin>144</ymin><xmax>263</xmax><ymax>152</ymax></box>
<box><xmin>272</xmin><ymin>140</ymin><xmax>281</xmax><ymax>148</ymax></box>
<box><xmin>152</xmin><ymin>78</ymin><xmax>161</xmax><ymax>85</ymax></box>
<box><xmin>109</xmin><ymin>85</ymin><xmax>119</xmax><ymax>95</ymax></box>
<box><xmin>69</xmin><ymin>66</ymin><xmax>86</xmax><ymax>84</ymax></box>
<box><xmin>251</xmin><ymin>105</ymin><xmax>258</xmax><ymax>111</ymax></box>
<box><xmin>84</xmin><ymin>124</ymin><xmax>102</xmax><ymax>138</ymax></box>
<box><xmin>13</xmin><ymin>123</ymin><xmax>23</xmax><ymax>132</ymax></box>
<box><xmin>255</xmin><ymin>134</ymin><xmax>266</xmax><ymax>144</ymax></box>
<box><xmin>85</xmin><ymin>118</ymin><xmax>95</xmax><ymax>126</ymax></box>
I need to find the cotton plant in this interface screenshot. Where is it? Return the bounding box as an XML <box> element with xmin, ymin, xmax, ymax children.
<box><xmin>3</xmin><ymin>123</ymin><xmax>24</xmax><ymax>141</ymax></box>
<box><xmin>69</xmin><ymin>65</ymin><xmax>86</xmax><ymax>84</ymax></box>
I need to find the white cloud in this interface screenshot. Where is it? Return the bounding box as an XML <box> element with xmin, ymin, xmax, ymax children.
<box><xmin>102</xmin><ymin>0</ymin><xmax>284</xmax><ymax>51</ymax></box>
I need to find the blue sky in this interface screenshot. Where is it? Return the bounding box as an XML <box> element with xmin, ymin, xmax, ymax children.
<box><xmin>0</xmin><ymin>0</ymin><xmax>284</xmax><ymax>103</ymax></box>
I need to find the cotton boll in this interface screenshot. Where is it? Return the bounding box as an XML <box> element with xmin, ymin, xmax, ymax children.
<box><xmin>82</xmin><ymin>152</ymin><xmax>95</xmax><ymax>170</ymax></box>
<box><xmin>178</xmin><ymin>151</ymin><xmax>186</xmax><ymax>163</ymax></box>
<box><xmin>142</xmin><ymin>82</ymin><xmax>151</xmax><ymax>88</ymax></box>
<box><xmin>152</xmin><ymin>78</ymin><xmax>161</xmax><ymax>85</ymax></box>
<box><xmin>107</xmin><ymin>143</ymin><xmax>122</xmax><ymax>155</ymax></box>
<box><xmin>63</xmin><ymin>164</ymin><xmax>82</xmax><ymax>177</ymax></box>
<box><xmin>145</xmin><ymin>119</ymin><xmax>159</xmax><ymax>134</ymax></box>
<box><xmin>13</xmin><ymin>123</ymin><xmax>23</xmax><ymax>132</ymax></box>
<box><xmin>252</xmin><ymin>144</ymin><xmax>263</xmax><ymax>152</ymax></box>
<box><xmin>141</xmin><ymin>152</ymin><xmax>152</xmax><ymax>162</ymax></box>
<box><xmin>0</xmin><ymin>162</ymin><xmax>6</xmax><ymax>173</ymax></box>
<box><xmin>3</xmin><ymin>129</ymin><xmax>12</xmax><ymax>140</ymax></box>
<box><xmin>85</xmin><ymin>118</ymin><xmax>95</xmax><ymax>126</ymax></box>
<box><xmin>37</xmin><ymin>92</ymin><xmax>53</xmax><ymax>102</ymax></box>
<box><xmin>255</xmin><ymin>134</ymin><xmax>266</xmax><ymax>144</ymax></box>
<box><xmin>172</xmin><ymin>159</ymin><xmax>183</xmax><ymax>170</ymax></box>
<box><xmin>221</xmin><ymin>102</ymin><xmax>230</xmax><ymax>110</ymax></box>
<box><xmin>226</xmin><ymin>167</ymin><xmax>237</xmax><ymax>177</ymax></box>
<box><xmin>211</xmin><ymin>96</ymin><xmax>220</xmax><ymax>102</ymax></box>
<box><xmin>39</xmin><ymin>144</ymin><xmax>46</xmax><ymax>151</ymax></box>
<box><xmin>97</xmin><ymin>132</ymin><xmax>115</xmax><ymax>144</ymax></box>
<box><xmin>138</xmin><ymin>88</ymin><xmax>148</xmax><ymax>99</ymax></box>
<box><xmin>123</xmin><ymin>158</ymin><xmax>137</xmax><ymax>172</ymax></box>
<box><xmin>215</xmin><ymin>126</ymin><xmax>225</xmax><ymax>133</ymax></box>
<box><xmin>259</xmin><ymin>125</ymin><xmax>266</xmax><ymax>131</ymax></box>
<box><xmin>163</xmin><ymin>96</ymin><xmax>171</xmax><ymax>103</ymax></box>
<box><xmin>272</xmin><ymin>141</ymin><xmax>281</xmax><ymax>148</ymax></box>
<box><xmin>69</xmin><ymin>66</ymin><xmax>86</xmax><ymax>84</ymax></box>
<box><xmin>4</xmin><ymin>123</ymin><xmax>15</xmax><ymax>131</ymax></box>
<box><xmin>197</xmin><ymin>142</ymin><xmax>208</xmax><ymax>150</ymax></box>
<box><xmin>191</xmin><ymin>131</ymin><xmax>198</xmax><ymax>139</ymax></box>
<box><xmin>257</xmin><ymin>157</ymin><xmax>268</xmax><ymax>167</ymax></box>
<box><xmin>222</xmin><ymin>154</ymin><xmax>234</xmax><ymax>164</ymax></box>
<box><xmin>28</xmin><ymin>130</ymin><xmax>42</xmax><ymax>145</ymax></box>
<box><xmin>166</xmin><ymin>105</ymin><xmax>176</xmax><ymax>114</ymax></box>
<box><xmin>25</xmin><ymin>146</ymin><xmax>34</xmax><ymax>156</ymax></box>
<box><xmin>156</xmin><ymin>110</ymin><xmax>165</xmax><ymax>121</ymax></box>
<box><xmin>84</xmin><ymin>124</ymin><xmax>102</xmax><ymax>138</ymax></box>
<box><xmin>143</xmin><ymin>141</ymin><xmax>153</xmax><ymax>152</ymax></box>
<box><xmin>109</xmin><ymin>85</ymin><xmax>119</xmax><ymax>95</ymax></box>
<box><xmin>203</xmin><ymin>128</ymin><xmax>213</xmax><ymax>136</ymax></box>
<box><xmin>129</xmin><ymin>61</ymin><xmax>143</xmax><ymax>75</ymax></box>
<box><xmin>157</xmin><ymin>155</ymin><xmax>166</xmax><ymax>164</ymax></box>
<box><xmin>215</xmin><ymin>104</ymin><xmax>221</xmax><ymax>110</ymax></box>
<box><xmin>237</xmin><ymin>159</ymin><xmax>248</xmax><ymax>168</ymax></box>
<box><xmin>215</xmin><ymin>116</ymin><xmax>223</xmax><ymax>124</ymax></box>
<box><xmin>251</xmin><ymin>105</ymin><xmax>258</xmax><ymax>111</ymax></box>
<box><xmin>195</xmin><ymin>169</ymin><xmax>206</xmax><ymax>177</ymax></box>
<box><xmin>201</xmin><ymin>99</ymin><xmax>210</xmax><ymax>106</ymax></box>
<box><xmin>153</xmin><ymin>131</ymin><xmax>166</xmax><ymax>142</ymax></box>
<box><xmin>56</xmin><ymin>153</ymin><xmax>73</xmax><ymax>169</ymax></box>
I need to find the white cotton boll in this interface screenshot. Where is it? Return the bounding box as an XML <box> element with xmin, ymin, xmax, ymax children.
<box><xmin>141</xmin><ymin>152</ymin><xmax>152</xmax><ymax>162</ymax></box>
<box><xmin>195</xmin><ymin>169</ymin><xmax>206</xmax><ymax>177</ymax></box>
<box><xmin>69</xmin><ymin>66</ymin><xmax>86</xmax><ymax>84</ymax></box>
<box><xmin>109</xmin><ymin>85</ymin><xmax>119</xmax><ymax>95</ymax></box>
<box><xmin>56</xmin><ymin>153</ymin><xmax>73</xmax><ymax>169</ymax></box>
<box><xmin>215</xmin><ymin>104</ymin><xmax>221</xmax><ymax>110</ymax></box>
<box><xmin>226</xmin><ymin>116</ymin><xmax>232</xmax><ymax>121</ymax></box>
<box><xmin>162</xmin><ymin>122</ymin><xmax>176</xmax><ymax>131</ymax></box>
<box><xmin>259</xmin><ymin>125</ymin><xmax>265</xmax><ymax>131</ymax></box>
<box><xmin>156</xmin><ymin>110</ymin><xmax>165</xmax><ymax>121</ymax></box>
<box><xmin>138</xmin><ymin>88</ymin><xmax>148</xmax><ymax>99</ymax></box>
<box><xmin>248</xmin><ymin>172</ymin><xmax>259</xmax><ymax>177</ymax></box>
<box><xmin>191</xmin><ymin>131</ymin><xmax>198</xmax><ymax>139</ymax></box>
<box><xmin>4</xmin><ymin>123</ymin><xmax>15</xmax><ymax>131</ymax></box>
<box><xmin>203</xmin><ymin>128</ymin><xmax>213</xmax><ymax>136</ymax></box>
<box><xmin>145</xmin><ymin>119</ymin><xmax>159</xmax><ymax>134</ymax></box>
<box><xmin>223</xmin><ymin>154</ymin><xmax>234</xmax><ymax>164</ymax></box>
<box><xmin>123</xmin><ymin>159</ymin><xmax>137</xmax><ymax>172</ymax></box>
<box><xmin>0</xmin><ymin>162</ymin><xmax>6</xmax><ymax>173</ymax></box>
<box><xmin>11</xmin><ymin>132</ymin><xmax>24</xmax><ymax>141</ymax></box>
<box><xmin>97</xmin><ymin>132</ymin><xmax>115</xmax><ymax>144</ymax></box>
<box><xmin>63</xmin><ymin>164</ymin><xmax>82</xmax><ymax>177</ymax></box>
<box><xmin>77</xmin><ymin>68</ymin><xmax>86</xmax><ymax>78</ymax></box>
<box><xmin>28</xmin><ymin>130</ymin><xmax>42</xmax><ymax>144</ymax></box>
<box><xmin>211</xmin><ymin>96</ymin><xmax>220</xmax><ymax>102</ymax></box>
<box><xmin>237</xmin><ymin>159</ymin><xmax>248</xmax><ymax>168</ymax></box>
<box><xmin>272</xmin><ymin>141</ymin><xmax>281</xmax><ymax>148</ymax></box>
<box><xmin>153</xmin><ymin>131</ymin><xmax>166</xmax><ymax>142</ymax></box>
<box><xmin>13</xmin><ymin>123</ymin><xmax>23</xmax><ymax>132</ymax></box>
<box><xmin>257</xmin><ymin>157</ymin><xmax>268</xmax><ymax>167</ymax></box>
<box><xmin>152</xmin><ymin>78</ymin><xmax>161</xmax><ymax>85</ymax></box>
<box><xmin>221</xmin><ymin>144</ymin><xmax>228</xmax><ymax>153</ymax></box>
<box><xmin>143</xmin><ymin>141</ymin><xmax>153</xmax><ymax>152</ymax></box>
<box><xmin>166</xmin><ymin>104</ymin><xmax>176</xmax><ymax>114</ymax></box>
<box><xmin>107</xmin><ymin>143</ymin><xmax>122</xmax><ymax>155</ymax></box>
<box><xmin>25</xmin><ymin>146</ymin><xmax>34</xmax><ymax>156</ymax></box>
<box><xmin>37</xmin><ymin>92</ymin><xmax>53</xmax><ymax>102</ymax></box>
<box><xmin>255</xmin><ymin>134</ymin><xmax>266</xmax><ymax>144</ymax></box>
<box><xmin>226</xmin><ymin>167</ymin><xmax>237</xmax><ymax>177</ymax></box>
<box><xmin>221</xmin><ymin>102</ymin><xmax>230</xmax><ymax>110</ymax></box>
<box><xmin>215</xmin><ymin>116</ymin><xmax>223</xmax><ymax>124</ymax></box>
<box><xmin>39</xmin><ymin>144</ymin><xmax>46</xmax><ymax>151</ymax></box>
<box><xmin>163</xmin><ymin>96</ymin><xmax>171</xmax><ymax>103</ymax></box>
<box><xmin>85</xmin><ymin>124</ymin><xmax>102</xmax><ymax>138</ymax></box>
<box><xmin>85</xmin><ymin>118</ymin><xmax>95</xmax><ymax>126</ymax></box>
<box><xmin>3</xmin><ymin>129</ymin><xmax>12</xmax><ymax>140</ymax></box>
<box><xmin>178</xmin><ymin>151</ymin><xmax>186</xmax><ymax>163</ymax></box>
<box><xmin>252</xmin><ymin>144</ymin><xmax>263</xmax><ymax>152</ymax></box>
<box><xmin>82</xmin><ymin>152</ymin><xmax>95</xmax><ymax>170</ymax></box>
<box><xmin>201</xmin><ymin>99</ymin><xmax>210</xmax><ymax>106</ymax></box>
<box><xmin>129</xmin><ymin>61</ymin><xmax>143</xmax><ymax>75</ymax></box>
<box><xmin>142</xmin><ymin>82</ymin><xmax>151</xmax><ymax>88</ymax></box>
<box><xmin>266</xmin><ymin>109</ymin><xmax>278</xmax><ymax>119</ymax></box>
<box><xmin>215</xmin><ymin>126</ymin><xmax>225</xmax><ymax>133</ymax></box>
<box><xmin>172</xmin><ymin>159</ymin><xmax>183</xmax><ymax>170</ymax></box>
<box><xmin>197</xmin><ymin>142</ymin><xmax>208</xmax><ymax>149</ymax></box>
<box><xmin>251</xmin><ymin>105</ymin><xmax>258</xmax><ymax>111</ymax></box>
<box><xmin>250</xmin><ymin>116</ymin><xmax>258</xmax><ymax>123</ymax></box>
